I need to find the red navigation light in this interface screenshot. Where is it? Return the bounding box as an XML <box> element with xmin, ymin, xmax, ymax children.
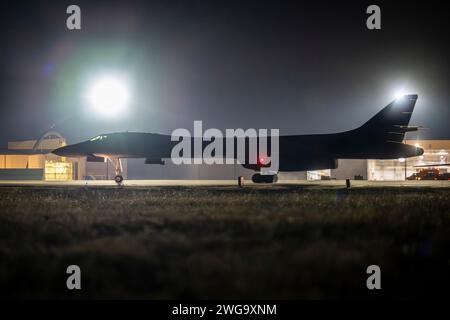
<box><xmin>258</xmin><ymin>156</ymin><xmax>267</xmax><ymax>167</ymax></box>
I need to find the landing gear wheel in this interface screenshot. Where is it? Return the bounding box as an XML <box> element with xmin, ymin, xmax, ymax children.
<box><xmin>114</xmin><ymin>175</ymin><xmax>123</xmax><ymax>184</ymax></box>
<box><xmin>252</xmin><ymin>173</ymin><xmax>278</xmax><ymax>183</ymax></box>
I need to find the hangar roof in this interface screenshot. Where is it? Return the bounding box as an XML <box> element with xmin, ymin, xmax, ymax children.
<box><xmin>0</xmin><ymin>149</ymin><xmax>53</xmax><ymax>155</ymax></box>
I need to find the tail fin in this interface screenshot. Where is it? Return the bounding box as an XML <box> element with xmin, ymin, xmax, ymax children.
<box><xmin>355</xmin><ymin>94</ymin><xmax>418</xmax><ymax>143</ymax></box>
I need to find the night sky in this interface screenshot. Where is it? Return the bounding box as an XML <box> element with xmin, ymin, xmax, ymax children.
<box><xmin>0</xmin><ymin>0</ymin><xmax>448</xmax><ymax>146</ymax></box>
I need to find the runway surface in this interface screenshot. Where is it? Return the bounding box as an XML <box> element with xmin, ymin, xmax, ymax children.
<box><xmin>0</xmin><ymin>179</ymin><xmax>449</xmax><ymax>188</ymax></box>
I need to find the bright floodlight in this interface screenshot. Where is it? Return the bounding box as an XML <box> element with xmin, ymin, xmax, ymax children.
<box><xmin>394</xmin><ymin>90</ymin><xmax>405</xmax><ymax>101</ymax></box>
<box><xmin>87</xmin><ymin>76</ymin><xmax>130</xmax><ymax>117</ymax></box>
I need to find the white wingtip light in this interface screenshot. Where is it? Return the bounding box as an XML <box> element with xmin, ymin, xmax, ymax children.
<box><xmin>394</xmin><ymin>91</ymin><xmax>405</xmax><ymax>101</ymax></box>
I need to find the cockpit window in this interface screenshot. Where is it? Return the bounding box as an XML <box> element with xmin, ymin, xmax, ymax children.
<box><xmin>90</xmin><ymin>135</ymin><xmax>108</xmax><ymax>141</ymax></box>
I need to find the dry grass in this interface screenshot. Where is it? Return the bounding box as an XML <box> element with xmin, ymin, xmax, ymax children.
<box><xmin>0</xmin><ymin>184</ymin><xmax>449</xmax><ymax>299</ymax></box>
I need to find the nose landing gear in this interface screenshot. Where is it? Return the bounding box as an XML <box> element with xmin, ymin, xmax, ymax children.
<box><xmin>114</xmin><ymin>175</ymin><xmax>124</xmax><ymax>184</ymax></box>
<box><xmin>106</xmin><ymin>157</ymin><xmax>124</xmax><ymax>185</ymax></box>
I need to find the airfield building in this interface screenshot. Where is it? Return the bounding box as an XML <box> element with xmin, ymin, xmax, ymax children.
<box><xmin>0</xmin><ymin>131</ymin><xmax>126</xmax><ymax>181</ymax></box>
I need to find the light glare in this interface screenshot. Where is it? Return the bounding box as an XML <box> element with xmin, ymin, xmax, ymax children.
<box><xmin>87</xmin><ymin>76</ymin><xmax>129</xmax><ymax>117</ymax></box>
<box><xmin>394</xmin><ymin>91</ymin><xmax>405</xmax><ymax>101</ymax></box>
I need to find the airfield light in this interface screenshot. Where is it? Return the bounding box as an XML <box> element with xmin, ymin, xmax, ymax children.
<box><xmin>87</xmin><ymin>76</ymin><xmax>130</xmax><ymax>117</ymax></box>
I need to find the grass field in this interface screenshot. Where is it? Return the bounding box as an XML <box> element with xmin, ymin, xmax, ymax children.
<box><xmin>0</xmin><ymin>184</ymin><xmax>449</xmax><ymax>299</ymax></box>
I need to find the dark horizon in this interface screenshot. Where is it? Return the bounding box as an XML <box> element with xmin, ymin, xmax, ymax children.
<box><xmin>0</xmin><ymin>0</ymin><xmax>448</xmax><ymax>146</ymax></box>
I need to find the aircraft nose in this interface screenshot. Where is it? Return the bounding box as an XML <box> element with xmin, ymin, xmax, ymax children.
<box><xmin>52</xmin><ymin>145</ymin><xmax>74</xmax><ymax>157</ymax></box>
<box><xmin>52</xmin><ymin>145</ymin><xmax>67</xmax><ymax>156</ymax></box>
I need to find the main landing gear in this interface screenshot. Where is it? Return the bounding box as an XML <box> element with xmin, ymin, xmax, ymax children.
<box><xmin>252</xmin><ymin>173</ymin><xmax>279</xmax><ymax>183</ymax></box>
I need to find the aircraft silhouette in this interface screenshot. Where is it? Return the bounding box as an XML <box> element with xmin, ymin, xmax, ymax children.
<box><xmin>53</xmin><ymin>94</ymin><xmax>424</xmax><ymax>183</ymax></box>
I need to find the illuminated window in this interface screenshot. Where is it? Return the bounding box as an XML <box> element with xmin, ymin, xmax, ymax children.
<box><xmin>307</xmin><ymin>169</ymin><xmax>331</xmax><ymax>181</ymax></box>
<box><xmin>44</xmin><ymin>161</ymin><xmax>73</xmax><ymax>181</ymax></box>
